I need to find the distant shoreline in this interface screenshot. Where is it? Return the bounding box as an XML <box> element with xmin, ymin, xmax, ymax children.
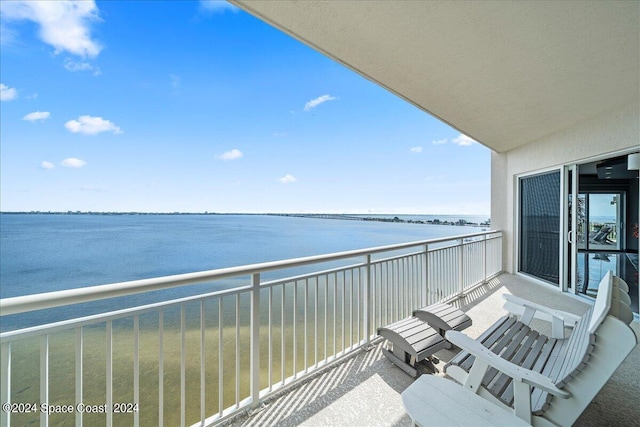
<box><xmin>0</xmin><ymin>211</ymin><xmax>491</xmax><ymax>227</ymax></box>
<box><xmin>272</xmin><ymin>213</ymin><xmax>490</xmax><ymax>227</ymax></box>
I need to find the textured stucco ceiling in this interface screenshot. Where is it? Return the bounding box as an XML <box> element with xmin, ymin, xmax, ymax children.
<box><xmin>231</xmin><ymin>1</ymin><xmax>639</xmax><ymax>153</ymax></box>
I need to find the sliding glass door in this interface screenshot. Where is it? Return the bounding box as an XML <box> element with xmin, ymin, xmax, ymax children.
<box><xmin>519</xmin><ymin>155</ymin><xmax>637</xmax><ymax>314</ymax></box>
<box><xmin>519</xmin><ymin>170</ymin><xmax>561</xmax><ymax>285</ymax></box>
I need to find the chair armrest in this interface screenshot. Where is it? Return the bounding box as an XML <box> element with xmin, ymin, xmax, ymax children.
<box><xmin>445</xmin><ymin>330</ymin><xmax>571</xmax><ymax>399</ymax></box>
<box><xmin>503</xmin><ymin>294</ymin><xmax>581</xmax><ymax>336</ymax></box>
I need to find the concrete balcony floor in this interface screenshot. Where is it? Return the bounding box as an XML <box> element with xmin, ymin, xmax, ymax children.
<box><xmin>226</xmin><ymin>273</ymin><xmax>639</xmax><ymax>427</ymax></box>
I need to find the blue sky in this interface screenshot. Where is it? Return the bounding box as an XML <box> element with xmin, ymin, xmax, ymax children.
<box><xmin>0</xmin><ymin>1</ymin><xmax>490</xmax><ymax>214</ymax></box>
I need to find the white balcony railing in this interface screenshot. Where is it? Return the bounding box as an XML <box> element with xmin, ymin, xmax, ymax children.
<box><xmin>0</xmin><ymin>230</ymin><xmax>502</xmax><ymax>427</ymax></box>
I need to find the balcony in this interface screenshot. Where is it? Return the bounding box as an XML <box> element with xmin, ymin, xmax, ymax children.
<box><xmin>1</xmin><ymin>230</ymin><xmax>637</xmax><ymax>426</ymax></box>
<box><xmin>227</xmin><ymin>273</ymin><xmax>639</xmax><ymax>427</ymax></box>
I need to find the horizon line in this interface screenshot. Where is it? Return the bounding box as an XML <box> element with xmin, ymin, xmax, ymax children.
<box><xmin>0</xmin><ymin>210</ymin><xmax>491</xmax><ymax>217</ymax></box>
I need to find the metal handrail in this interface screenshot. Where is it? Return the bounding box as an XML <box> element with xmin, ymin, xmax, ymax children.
<box><xmin>0</xmin><ymin>230</ymin><xmax>499</xmax><ymax>316</ymax></box>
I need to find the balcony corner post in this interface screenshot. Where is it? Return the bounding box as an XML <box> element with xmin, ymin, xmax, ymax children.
<box><xmin>250</xmin><ymin>273</ymin><xmax>261</xmax><ymax>409</ymax></box>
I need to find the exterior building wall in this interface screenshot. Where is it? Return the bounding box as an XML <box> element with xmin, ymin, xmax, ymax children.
<box><xmin>491</xmin><ymin>101</ymin><xmax>640</xmax><ymax>273</ymax></box>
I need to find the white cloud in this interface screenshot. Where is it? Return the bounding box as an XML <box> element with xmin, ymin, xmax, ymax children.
<box><xmin>452</xmin><ymin>134</ymin><xmax>476</xmax><ymax>146</ymax></box>
<box><xmin>65</xmin><ymin>115</ymin><xmax>122</xmax><ymax>135</ymax></box>
<box><xmin>1</xmin><ymin>0</ymin><xmax>102</xmax><ymax>57</ymax></box>
<box><xmin>63</xmin><ymin>58</ymin><xmax>101</xmax><ymax>75</ymax></box>
<box><xmin>61</xmin><ymin>158</ymin><xmax>87</xmax><ymax>168</ymax></box>
<box><xmin>410</xmin><ymin>146</ymin><xmax>423</xmax><ymax>153</ymax></box>
<box><xmin>218</xmin><ymin>149</ymin><xmax>243</xmax><ymax>161</ymax></box>
<box><xmin>23</xmin><ymin>111</ymin><xmax>51</xmax><ymax>122</ymax></box>
<box><xmin>304</xmin><ymin>94</ymin><xmax>337</xmax><ymax>112</ymax></box>
<box><xmin>40</xmin><ymin>161</ymin><xmax>55</xmax><ymax>169</ymax></box>
<box><xmin>200</xmin><ymin>1</ymin><xmax>239</xmax><ymax>13</ymax></box>
<box><xmin>1</xmin><ymin>83</ymin><xmax>18</xmax><ymax>101</ymax></box>
<box><xmin>278</xmin><ymin>174</ymin><xmax>297</xmax><ymax>184</ymax></box>
<box><xmin>431</xmin><ymin>139</ymin><xmax>447</xmax><ymax>145</ymax></box>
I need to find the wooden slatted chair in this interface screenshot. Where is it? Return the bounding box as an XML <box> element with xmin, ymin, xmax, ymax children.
<box><xmin>443</xmin><ymin>271</ymin><xmax>637</xmax><ymax>426</ymax></box>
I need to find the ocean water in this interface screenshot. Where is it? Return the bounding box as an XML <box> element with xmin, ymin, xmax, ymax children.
<box><xmin>0</xmin><ymin>213</ymin><xmax>484</xmax><ymax>329</ymax></box>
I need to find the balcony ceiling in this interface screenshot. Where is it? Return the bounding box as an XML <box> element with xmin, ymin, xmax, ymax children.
<box><xmin>231</xmin><ymin>1</ymin><xmax>639</xmax><ymax>153</ymax></box>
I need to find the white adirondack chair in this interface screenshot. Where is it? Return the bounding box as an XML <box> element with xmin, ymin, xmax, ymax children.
<box><xmin>443</xmin><ymin>271</ymin><xmax>637</xmax><ymax>426</ymax></box>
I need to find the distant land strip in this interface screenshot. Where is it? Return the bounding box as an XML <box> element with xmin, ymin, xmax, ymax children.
<box><xmin>0</xmin><ymin>211</ymin><xmax>490</xmax><ymax>227</ymax></box>
<box><xmin>272</xmin><ymin>213</ymin><xmax>490</xmax><ymax>227</ymax></box>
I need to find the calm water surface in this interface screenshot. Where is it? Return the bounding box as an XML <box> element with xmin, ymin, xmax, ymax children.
<box><xmin>1</xmin><ymin>214</ymin><xmax>483</xmax><ymax>329</ymax></box>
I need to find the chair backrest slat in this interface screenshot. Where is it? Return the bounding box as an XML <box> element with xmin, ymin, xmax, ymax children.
<box><xmin>554</xmin><ymin>307</ymin><xmax>594</xmax><ymax>387</ymax></box>
<box><xmin>587</xmin><ymin>271</ymin><xmax>613</xmax><ymax>335</ymax></box>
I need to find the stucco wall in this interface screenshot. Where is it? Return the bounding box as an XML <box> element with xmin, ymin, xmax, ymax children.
<box><xmin>491</xmin><ymin>101</ymin><xmax>640</xmax><ymax>273</ymax></box>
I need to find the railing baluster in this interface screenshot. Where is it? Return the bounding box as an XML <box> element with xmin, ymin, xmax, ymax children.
<box><xmin>40</xmin><ymin>334</ymin><xmax>49</xmax><ymax>427</ymax></box>
<box><xmin>424</xmin><ymin>250</ymin><xmax>428</xmax><ymax>304</ymax></box>
<box><xmin>425</xmin><ymin>247</ymin><xmax>430</xmax><ymax>305</ymax></box>
<box><xmin>324</xmin><ymin>276</ymin><xmax>328</xmax><ymax>359</ymax></box>
<box><xmin>399</xmin><ymin>259</ymin><xmax>404</xmax><ymax>318</ymax></box>
<box><xmin>134</xmin><ymin>316</ymin><xmax>140</xmax><ymax>427</ymax></box>
<box><xmin>398</xmin><ymin>258</ymin><xmax>402</xmax><ymax>319</ymax></box>
<box><xmin>106</xmin><ymin>321</ymin><xmax>113</xmax><ymax>427</ymax></box>
<box><xmin>75</xmin><ymin>327</ymin><xmax>83</xmax><ymax>427</ymax></box>
<box><xmin>357</xmin><ymin>268</ymin><xmax>361</xmax><ymax>344</ymax></box>
<box><xmin>1</xmin><ymin>342</ymin><xmax>10</xmax><ymax>427</ymax></box>
<box><xmin>200</xmin><ymin>301</ymin><xmax>205</xmax><ymax>424</ymax></box>
<box><xmin>378</xmin><ymin>265</ymin><xmax>382</xmax><ymax>333</ymax></box>
<box><xmin>304</xmin><ymin>278</ymin><xmax>308</xmax><ymax>372</ymax></box>
<box><xmin>411</xmin><ymin>256</ymin><xmax>416</xmax><ymax>310</ymax></box>
<box><xmin>375</xmin><ymin>264</ymin><xmax>380</xmax><ymax>330</ymax></box>
<box><xmin>235</xmin><ymin>295</ymin><xmax>240</xmax><ymax>408</ymax></box>
<box><xmin>218</xmin><ymin>299</ymin><xmax>223</xmax><ymax>416</ymax></box>
<box><xmin>408</xmin><ymin>257</ymin><xmax>412</xmax><ymax>312</ymax></box>
<box><xmin>314</xmin><ymin>279</ymin><xmax>318</xmax><ymax>368</ymax></box>
<box><xmin>483</xmin><ymin>234</ymin><xmax>488</xmax><ymax>282</ymax></box>
<box><xmin>394</xmin><ymin>260</ymin><xmax>398</xmax><ymax>319</ymax></box>
<box><xmin>416</xmin><ymin>253</ymin><xmax>421</xmax><ymax>305</ymax></box>
<box><xmin>180</xmin><ymin>306</ymin><xmax>186</xmax><ymax>426</ymax></box>
<box><xmin>341</xmin><ymin>271</ymin><xmax>345</xmax><ymax>354</ymax></box>
<box><xmin>350</xmin><ymin>270</ymin><xmax>354</xmax><ymax>349</ymax></box>
<box><xmin>459</xmin><ymin>239</ymin><xmax>465</xmax><ymax>297</ymax></box>
<box><xmin>390</xmin><ymin>261</ymin><xmax>394</xmax><ymax>322</ymax></box>
<box><xmin>293</xmin><ymin>282</ymin><xmax>297</xmax><ymax>378</ymax></box>
<box><xmin>390</xmin><ymin>260</ymin><xmax>395</xmax><ymax>321</ymax></box>
<box><xmin>268</xmin><ymin>286</ymin><xmax>273</xmax><ymax>390</ymax></box>
<box><xmin>281</xmin><ymin>287</ymin><xmax>285</xmax><ymax>385</ymax></box>
<box><xmin>400</xmin><ymin>259</ymin><xmax>405</xmax><ymax>318</ymax></box>
<box><xmin>250</xmin><ymin>273</ymin><xmax>260</xmax><ymax>409</ymax></box>
<box><xmin>364</xmin><ymin>254</ymin><xmax>371</xmax><ymax>345</ymax></box>
<box><xmin>159</xmin><ymin>310</ymin><xmax>164</xmax><ymax>427</ymax></box>
<box><xmin>332</xmin><ymin>273</ymin><xmax>337</xmax><ymax>357</ymax></box>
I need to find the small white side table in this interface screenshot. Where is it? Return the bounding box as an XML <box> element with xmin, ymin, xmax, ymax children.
<box><xmin>401</xmin><ymin>375</ymin><xmax>530</xmax><ymax>427</ymax></box>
